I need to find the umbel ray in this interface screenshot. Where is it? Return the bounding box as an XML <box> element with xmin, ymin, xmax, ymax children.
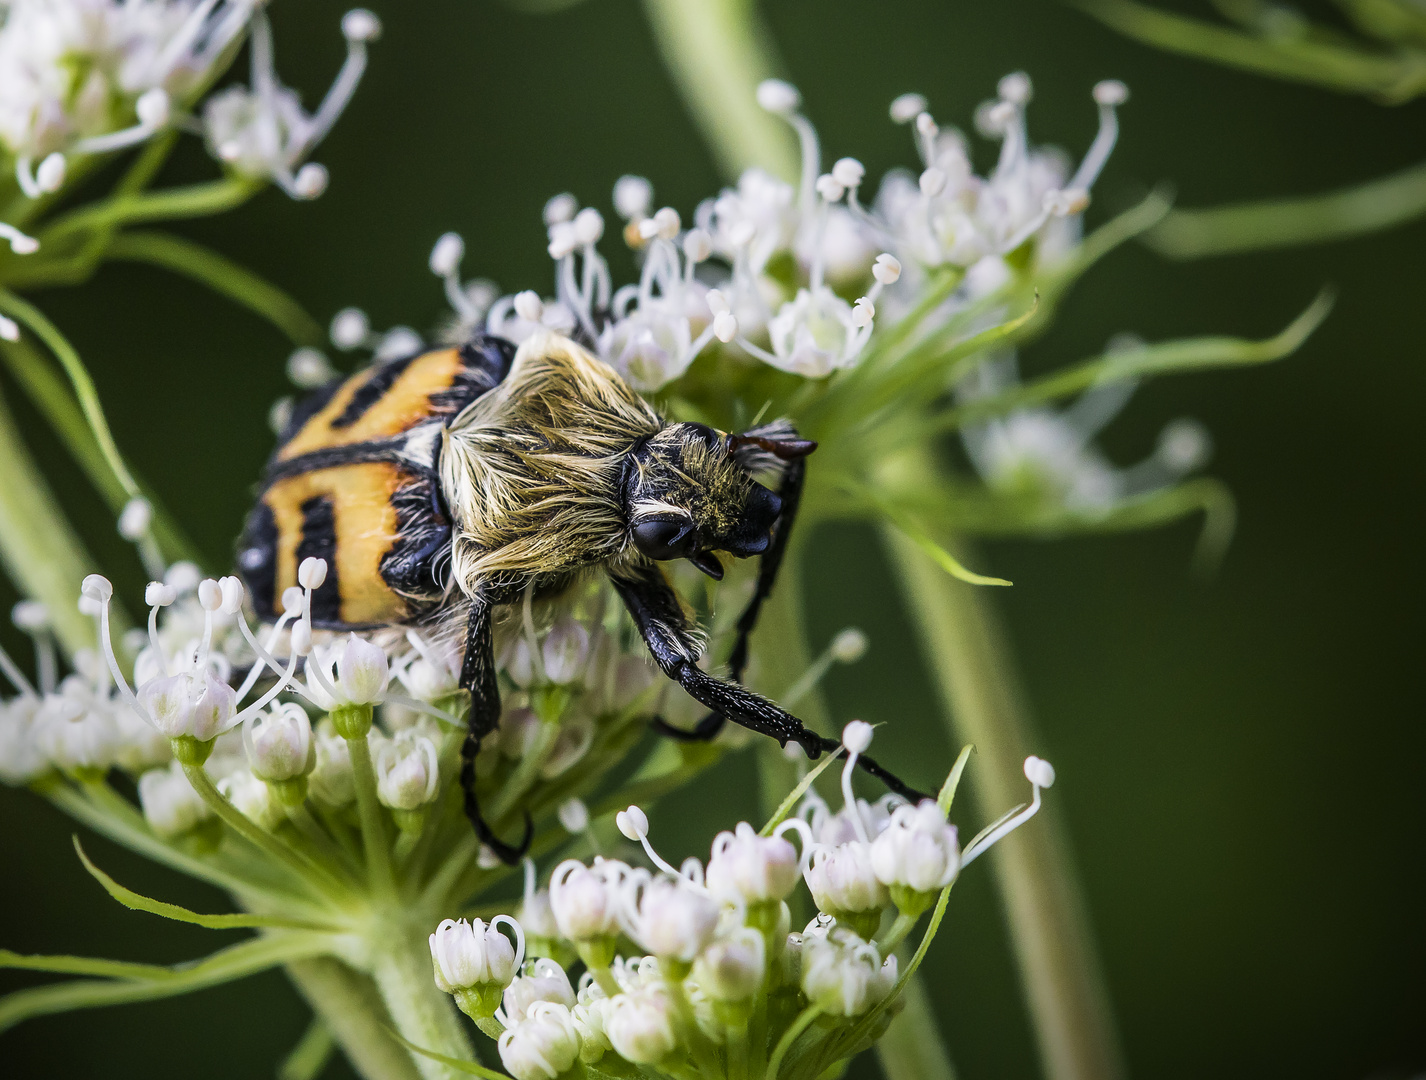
<box><xmin>238</xmin><ymin>329</ymin><xmax>930</xmax><ymax>861</ymax></box>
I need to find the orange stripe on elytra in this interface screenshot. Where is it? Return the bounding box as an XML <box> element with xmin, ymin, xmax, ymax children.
<box><xmin>278</xmin><ymin>348</ymin><xmax>464</xmax><ymax>460</ymax></box>
<box><xmin>263</xmin><ymin>462</ymin><xmax>410</xmax><ymax>626</ymax></box>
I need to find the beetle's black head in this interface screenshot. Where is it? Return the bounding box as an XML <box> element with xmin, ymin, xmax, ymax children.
<box><xmin>620</xmin><ymin>422</ymin><xmax>815</xmax><ymax>579</ymax></box>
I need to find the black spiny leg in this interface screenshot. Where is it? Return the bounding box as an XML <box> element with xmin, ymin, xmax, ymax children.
<box><xmin>652</xmin><ymin>457</ymin><xmax>806</xmax><ymax>745</ymax></box>
<box><xmin>458</xmin><ymin>594</ymin><xmax>533</xmax><ymax>864</ymax></box>
<box><xmin>615</xmin><ymin>561</ymin><xmax>930</xmax><ymax>804</ymax></box>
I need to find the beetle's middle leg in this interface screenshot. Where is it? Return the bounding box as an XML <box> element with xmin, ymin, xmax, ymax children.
<box><xmin>458</xmin><ymin>593</ymin><xmax>533</xmax><ymax>864</ymax></box>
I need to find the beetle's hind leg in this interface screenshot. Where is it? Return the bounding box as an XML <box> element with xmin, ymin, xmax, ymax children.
<box><xmin>649</xmin><ymin>456</ymin><xmax>807</xmax><ymax>745</ymax></box>
<box><xmin>613</xmin><ymin>561</ymin><xmax>930</xmax><ymax>804</ymax></box>
<box><xmin>458</xmin><ymin>595</ymin><xmax>533</xmax><ymax>864</ymax></box>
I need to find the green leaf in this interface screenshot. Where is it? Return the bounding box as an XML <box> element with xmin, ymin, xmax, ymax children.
<box><xmin>73</xmin><ymin>837</ymin><xmax>340</xmax><ymax>932</ymax></box>
<box><xmin>383</xmin><ymin>1026</ymin><xmax>511</xmax><ymax>1080</ymax></box>
<box><xmin>106</xmin><ymin>231</ymin><xmax>325</xmax><ymax>346</ymax></box>
<box><xmin>759</xmin><ymin>748</ymin><xmax>845</xmax><ymax>837</ymax></box>
<box><xmin>855</xmin><ymin>487</ymin><xmax>1011</xmax><ymax>587</ymax></box>
<box><xmin>1071</xmin><ymin>0</ymin><xmax>1426</xmax><ymax>99</ymax></box>
<box><xmin>1146</xmin><ymin>159</ymin><xmax>1426</xmax><ymax>258</ymax></box>
<box><xmin>0</xmin><ymin>933</ymin><xmax>328</xmax><ymax>1032</ymax></box>
<box><xmin>937</xmin><ymin>745</ymin><xmax>975</xmax><ymax>815</ymax></box>
<box><xmin>932</xmin><ymin>289</ymin><xmax>1334</xmax><ymax>433</ymax></box>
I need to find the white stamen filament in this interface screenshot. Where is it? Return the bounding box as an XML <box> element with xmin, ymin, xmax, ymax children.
<box><xmin>961</xmin><ymin>756</ymin><xmax>1055</xmax><ymax>866</ymax></box>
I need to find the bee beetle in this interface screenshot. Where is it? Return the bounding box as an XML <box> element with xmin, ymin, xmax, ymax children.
<box><xmin>239</xmin><ymin>330</ymin><xmax>926</xmax><ymax>861</ymax></box>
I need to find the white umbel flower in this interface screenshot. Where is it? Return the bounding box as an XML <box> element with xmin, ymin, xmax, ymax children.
<box><xmin>307</xmin><ymin>722</ymin><xmax>355</xmax><ymax>806</ymax></box>
<box><xmin>871</xmin><ymin>800</ymin><xmax>960</xmax><ymax>913</ymax></box>
<box><xmin>137</xmin><ymin>759</ymin><xmax>212</xmax><ymax>838</ymax></box>
<box><xmin>706</xmin><ymin>822</ymin><xmax>800</xmax><ymax>906</ymax></box>
<box><xmin>217</xmin><ymin>768</ymin><xmax>286</xmax><ymax>829</ymax></box>
<box><xmin>502</xmin><ymin>958</ymin><xmax>577</xmax><ymax>1025</ymax></box>
<box><xmin>801</xmin><ymin>927</ymin><xmax>898</xmax><ymax>1016</ymax></box>
<box><xmin>430</xmin><ymin>915</ymin><xmax>524</xmax><ymax>1019</ymax></box>
<box><xmin>201</xmin><ymin>8</ymin><xmax>378</xmax><ymax>199</ymax></box>
<box><xmin>34</xmin><ymin>674</ymin><xmax>120</xmax><ymax>772</ymax></box>
<box><xmin>805</xmin><ymin>842</ymin><xmax>890</xmax><ymax>922</ymax></box>
<box><xmin>242</xmin><ymin>702</ymin><xmax>313</xmax><ymax>782</ymax></box>
<box><xmin>691</xmin><ymin>925</ymin><xmax>766</xmax><ymax>1002</ymax></box>
<box><xmin>373</xmin><ymin>729</ymin><xmax>439</xmax><ymax>810</ymax></box>
<box><xmin>549</xmin><ymin>859</ymin><xmax>623</xmax><ymax>943</ymax></box>
<box><xmin>620</xmin><ymin>876</ymin><xmax>719</xmax><ymax>963</ymax></box>
<box><xmin>498</xmin><ymin>1000</ymin><xmax>581</xmax><ymax>1080</ymax></box>
<box><xmin>605</xmin><ymin>986</ymin><xmax>677</xmax><ymax>1064</ymax></box>
<box><xmin>0</xmin><ymin>695</ymin><xmax>46</xmax><ymax>784</ymax></box>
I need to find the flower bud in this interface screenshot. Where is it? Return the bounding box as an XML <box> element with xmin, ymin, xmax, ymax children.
<box><xmin>706</xmin><ymin>822</ymin><xmax>799</xmax><ymax>906</ymax></box>
<box><xmin>549</xmin><ymin>860</ymin><xmax>620</xmax><ymax>943</ymax></box>
<box><xmin>871</xmin><ymin>800</ymin><xmax>960</xmax><ymax>909</ymax></box>
<box><xmin>805</xmin><ymin>842</ymin><xmax>889</xmax><ymax>921</ymax></box>
<box><xmin>218</xmin><ymin>769</ymin><xmax>287</xmax><ymax>829</ymax></box>
<box><xmin>337</xmin><ymin>635</ymin><xmax>389</xmax><ymax>704</ymax></box>
<box><xmin>308</xmin><ymin>722</ymin><xmax>355</xmax><ymax>806</ymax></box>
<box><xmin>374</xmin><ymin>730</ymin><xmax>439</xmax><ymax>810</ymax></box>
<box><xmin>244</xmin><ymin>703</ymin><xmax>314</xmax><ymax>782</ymax></box>
<box><xmin>628</xmin><ymin>878</ymin><xmax>719</xmax><ymax>962</ymax></box>
<box><xmin>430</xmin><ymin>917</ymin><xmax>519</xmax><ymax>1018</ymax></box>
<box><xmin>801</xmin><ymin>928</ymin><xmax>898</xmax><ymax>1016</ymax></box>
<box><xmin>503</xmin><ymin>958</ymin><xmax>576</xmax><ymax>1024</ymax></box>
<box><xmin>606</xmin><ymin>987</ymin><xmax>677</xmax><ymax>1064</ymax></box>
<box><xmin>692</xmin><ymin>926</ymin><xmax>766</xmax><ymax>1002</ymax></box>
<box><xmin>499</xmin><ymin>1002</ymin><xmax>581</xmax><ymax>1080</ymax></box>
<box><xmin>138</xmin><ymin>761</ymin><xmax>212</xmax><ymax>838</ymax></box>
<box><xmin>541</xmin><ymin>616</ymin><xmax>589</xmax><ymax>685</ymax></box>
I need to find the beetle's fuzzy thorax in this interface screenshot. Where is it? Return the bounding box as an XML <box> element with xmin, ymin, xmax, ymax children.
<box><xmin>439</xmin><ymin>332</ymin><xmax>663</xmax><ymax>594</ymax></box>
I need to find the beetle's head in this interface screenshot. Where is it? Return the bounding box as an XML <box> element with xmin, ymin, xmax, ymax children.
<box><xmin>620</xmin><ymin>422</ymin><xmax>816</xmax><ymax>579</ymax></box>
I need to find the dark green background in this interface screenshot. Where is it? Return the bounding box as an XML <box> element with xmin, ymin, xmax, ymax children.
<box><xmin>2</xmin><ymin>1</ymin><xmax>1422</xmax><ymax>1077</ymax></box>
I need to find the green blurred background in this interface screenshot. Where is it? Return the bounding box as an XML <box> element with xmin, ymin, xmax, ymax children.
<box><xmin>2</xmin><ymin>0</ymin><xmax>1422</xmax><ymax>1076</ymax></box>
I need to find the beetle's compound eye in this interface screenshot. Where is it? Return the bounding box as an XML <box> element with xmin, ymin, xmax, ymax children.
<box><xmin>633</xmin><ymin>518</ymin><xmax>694</xmax><ymax>561</ymax></box>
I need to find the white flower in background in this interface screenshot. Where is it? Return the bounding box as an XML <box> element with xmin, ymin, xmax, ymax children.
<box><xmin>959</xmin><ymin>350</ymin><xmax>1212</xmax><ymax>514</ymax></box>
<box><xmin>373</xmin><ymin>728</ymin><xmax>438</xmax><ymax>811</ymax></box>
<box><xmin>430</xmin><ymin>915</ymin><xmax>524</xmax><ymax>1019</ymax></box>
<box><xmin>112</xmin><ymin>699</ymin><xmax>173</xmax><ymax>773</ymax></box>
<box><xmin>242</xmin><ymin>701</ymin><xmax>314</xmax><ymax>782</ymax></box>
<box><xmin>619</xmin><ymin>875</ymin><xmax>719</xmax><ymax>963</ymax></box>
<box><xmin>498</xmin><ymin>1000</ymin><xmax>581</xmax><ymax>1080</ymax></box>
<box><xmin>871</xmin><ymin>800</ymin><xmax>961</xmax><ymax>909</ymax></box>
<box><xmin>0</xmin><ymin>0</ymin><xmax>256</xmax><ymax>196</ymax></box>
<box><xmin>705</xmin><ymin>822</ymin><xmax>800</xmax><ymax>907</ymax></box>
<box><xmin>304</xmin><ymin>633</ymin><xmax>391</xmax><ymax>711</ymax></box>
<box><xmin>801</xmin><ymin>926</ymin><xmax>898</xmax><ymax>1016</ymax></box>
<box><xmin>216</xmin><ymin>767</ymin><xmax>286</xmax><ymax>829</ymax></box>
<box><xmin>501</xmin><ymin>958</ymin><xmax>577</xmax><ymax>1025</ymax></box>
<box><xmin>137</xmin><ymin>759</ymin><xmax>212</xmax><ymax>838</ymax></box>
<box><xmin>202</xmin><ymin>8</ymin><xmax>379</xmax><ymax>199</ymax></box>
<box><xmin>605</xmin><ymin>986</ymin><xmax>677</xmax><ymax>1064</ymax></box>
<box><xmin>0</xmin><ymin>693</ymin><xmax>45</xmax><ymax>783</ymax></box>
<box><xmin>690</xmin><ymin>924</ymin><xmax>766</xmax><ymax>1001</ymax></box>
<box><xmin>32</xmin><ymin>672</ymin><xmax>121</xmax><ymax>773</ymax></box>
<box><xmin>307</xmin><ymin>720</ymin><xmax>355</xmax><ymax>806</ymax></box>
<box><xmin>549</xmin><ymin>858</ymin><xmax>624</xmax><ymax>944</ymax></box>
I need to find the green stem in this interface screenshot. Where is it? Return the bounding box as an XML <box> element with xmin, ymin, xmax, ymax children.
<box><xmin>0</xmin><ymin>382</ymin><xmax>101</xmax><ymax>654</ymax></box>
<box><xmin>1145</xmin><ymin>157</ymin><xmax>1426</xmax><ymax>258</ymax></box>
<box><xmin>875</xmin><ymin>971</ymin><xmax>956</xmax><ymax>1080</ymax></box>
<box><xmin>0</xmin><ymin>288</ymin><xmax>140</xmax><ymax>499</ymax></box>
<box><xmin>182</xmin><ymin>762</ymin><xmax>349</xmax><ymax>902</ymax></box>
<box><xmin>878</xmin><ymin>453</ymin><xmax>1125</xmax><ymax>1080</ymax></box>
<box><xmin>639</xmin><ymin>0</ymin><xmax>798</xmax><ymax>183</ymax></box>
<box><xmin>286</xmin><ymin>957</ymin><xmax>425</xmax><ymax>1080</ymax></box>
<box><xmin>369</xmin><ymin>926</ymin><xmax>477</xmax><ymax>1080</ymax></box>
<box><xmin>41</xmin><ymin>177</ymin><xmax>261</xmax><ymax>241</ymax></box>
<box><xmin>279</xmin><ymin>1016</ymin><xmax>337</xmax><ymax>1080</ymax></box>
<box><xmin>346</xmin><ymin>733</ymin><xmax>397</xmax><ymax>897</ymax></box>
<box><xmin>765</xmin><ymin>1004</ymin><xmax>821</xmax><ymax>1080</ymax></box>
<box><xmin>726</xmin><ymin>1017</ymin><xmax>750</xmax><ymax>1080</ymax></box>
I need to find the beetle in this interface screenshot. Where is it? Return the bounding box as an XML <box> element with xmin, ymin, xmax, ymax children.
<box><xmin>238</xmin><ymin>329</ymin><xmax>927</xmax><ymax>861</ymax></box>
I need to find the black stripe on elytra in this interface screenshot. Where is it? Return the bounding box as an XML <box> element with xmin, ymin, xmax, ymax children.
<box><xmin>297</xmin><ymin>495</ymin><xmax>342</xmax><ymax>624</ymax></box>
<box><xmin>262</xmin><ymin>441</ymin><xmax>439</xmax><ymax>487</ymax></box>
<box><xmin>330</xmin><ymin>353</ymin><xmax>420</xmax><ymax>429</ymax></box>
<box><xmin>236</xmin><ymin>501</ymin><xmax>278</xmax><ymax>619</ymax></box>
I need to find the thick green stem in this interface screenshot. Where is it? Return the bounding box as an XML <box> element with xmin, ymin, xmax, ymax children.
<box><xmin>369</xmin><ymin>926</ymin><xmax>477</xmax><ymax>1080</ymax></box>
<box><xmin>286</xmin><ymin>957</ymin><xmax>424</xmax><ymax>1080</ymax></box>
<box><xmin>639</xmin><ymin>0</ymin><xmax>798</xmax><ymax>183</ymax></box>
<box><xmin>879</xmin><ymin>452</ymin><xmax>1124</xmax><ymax>1080</ymax></box>
<box><xmin>0</xmin><ymin>381</ymin><xmax>99</xmax><ymax>654</ymax></box>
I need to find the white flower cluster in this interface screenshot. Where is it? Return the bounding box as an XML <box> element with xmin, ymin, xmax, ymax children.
<box><xmin>431</xmin><ymin>723</ymin><xmax>1057</xmax><ymax>1080</ymax></box>
<box><xmin>0</xmin><ymin>0</ymin><xmax>375</xmax><ymax>235</ymax></box>
<box><xmin>0</xmin><ymin>499</ymin><xmax>657</xmax><ymax>856</ymax></box>
<box><xmin>387</xmin><ymin>71</ymin><xmax>1123</xmax><ymax>394</ymax></box>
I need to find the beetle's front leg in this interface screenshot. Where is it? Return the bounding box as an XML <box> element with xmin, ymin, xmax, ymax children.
<box><xmin>458</xmin><ymin>593</ymin><xmax>533</xmax><ymax>864</ymax></box>
<box><xmin>611</xmin><ymin>561</ymin><xmax>930</xmax><ymax>804</ymax></box>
